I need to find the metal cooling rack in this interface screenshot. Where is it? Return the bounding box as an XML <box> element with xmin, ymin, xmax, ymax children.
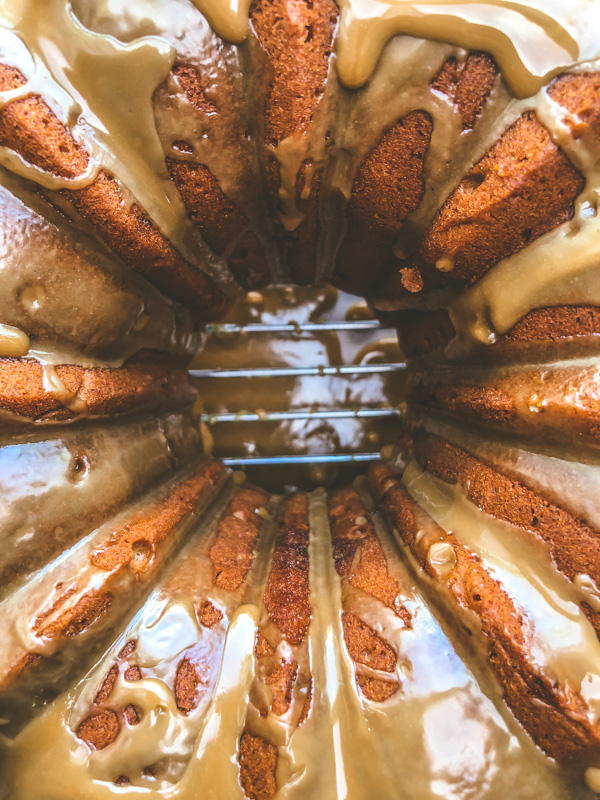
<box><xmin>191</xmin><ymin>318</ymin><xmax>407</xmax><ymax>469</ymax></box>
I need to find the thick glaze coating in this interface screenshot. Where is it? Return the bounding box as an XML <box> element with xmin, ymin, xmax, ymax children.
<box><xmin>0</xmin><ymin>1</ymin><xmax>600</xmax><ymax>798</ymax></box>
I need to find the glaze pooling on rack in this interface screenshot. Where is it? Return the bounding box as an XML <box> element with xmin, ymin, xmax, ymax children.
<box><xmin>190</xmin><ymin>287</ymin><xmax>406</xmax><ymax>482</ymax></box>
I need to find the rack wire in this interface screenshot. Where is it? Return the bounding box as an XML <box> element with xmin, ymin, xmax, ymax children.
<box><xmin>191</xmin><ymin>318</ymin><xmax>407</xmax><ymax>469</ymax></box>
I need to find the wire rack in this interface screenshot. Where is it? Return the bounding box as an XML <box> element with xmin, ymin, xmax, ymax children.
<box><xmin>190</xmin><ymin>310</ymin><xmax>407</xmax><ymax>476</ymax></box>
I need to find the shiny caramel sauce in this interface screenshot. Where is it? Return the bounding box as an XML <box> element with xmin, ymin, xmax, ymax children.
<box><xmin>0</xmin><ymin>1</ymin><xmax>599</xmax><ymax>798</ymax></box>
<box><xmin>334</xmin><ymin>0</ymin><xmax>587</xmax><ymax>95</ymax></box>
<box><xmin>181</xmin><ymin>0</ymin><xmax>596</xmax><ymax>97</ymax></box>
<box><xmin>2</xmin><ymin>488</ymin><xmax>588</xmax><ymax>799</ymax></box>
<box><xmin>0</xmin><ymin>0</ymin><xmax>229</xmax><ymax>285</ymax></box>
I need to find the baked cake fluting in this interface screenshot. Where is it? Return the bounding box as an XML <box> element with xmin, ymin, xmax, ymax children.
<box><xmin>1</xmin><ymin>0</ymin><xmax>600</xmax><ymax>798</ymax></box>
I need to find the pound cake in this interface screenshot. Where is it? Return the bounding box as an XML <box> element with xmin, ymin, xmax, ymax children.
<box><xmin>2</xmin><ymin>1</ymin><xmax>600</xmax><ymax>798</ymax></box>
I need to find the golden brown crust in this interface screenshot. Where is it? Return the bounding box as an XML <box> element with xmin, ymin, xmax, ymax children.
<box><xmin>94</xmin><ymin>664</ymin><xmax>119</xmax><ymax>706</ymax></box>
<box><xmin>394</xmin><ymin>305</ymin><xmax>600</xmax><ymax>361</ymax></box>
<box><xmin>431</xmin><ymin>52</ymin><xmax>498</xmax><ymax>130</ymax></box>
<box><xmin>297</xmin><ymin>676</ymin><xmax>312</xmax><ymax>725</ymax></box>
<box><xmin>414</xmin><ymin>366</ymin><xmax>600</xmax><ymax>446</ymax></box>
<box><xmin>38</xmin><ymin>591</ymin><xmax>113</xmax><ymax>639</ymax></box>
<box><xmin>209</xmin><ymin>485</ymin><xmax>270</xmax><ymax>591</ymax></box>
<box><xmin>327</xmin><ymin>487</ymin><xmax>405</xmax><ymax>701</ymax></box>
<box><xmin>412</xmin><ymin>430</ymin><xmax>600</xmax><ymax>600</ymax></box>
<box><xmin>547</xmin><ymin>71</ymin><xmax>600</xmax><ymax>140</ymax></box>
<box><xmin>0</xmin><ymin>358</ymin><xmax>195</xmax><ymax>423</ymax></box>
<box><xmin>328</xmin><ymin>487</ymin><xmax>408</xmax><ymax>618</ymax></box>
<box><xmin>238</xmin><ymin>730</ymin><xmax>278</xmax><ymax>800</ymax></box>
<box><xmin>167</xmin><ymin>159</ymin><xmax>270</xmax><ymax>289</ymax></box>
<box><xmin>249</xmin><ymin>0</ymin><xmax>337</xmax><ymax>144</ymax></box>
<box><xmin>365</xmin><ymin>54</ymin><xmax>497</xmax><ymax>301</ymax></box>
<box><xmin>0</xmin><ymin>460</ymin><xmax>227</xmax><ymax>702</ymax></box>
<box><xmin>255</xmin><ymin>632</ymin><xmax>275</xmax><ymax>659</ymax></box>
<box><xmin>341</xmin><ymin>611</ymin><xmax>396</xmax><ymax>673</ymax></box>
<box><xmin>263</xmin><ymin>493</ymin><xmax>311</xmax><ymax>645</ymax></box>
<box><xmin>333</xmin><ymin>111</ymin><xmax>433</xmax><ymax>297</ymax></box>
<box><xmin>165</xmin><ymin>64</ymin><xmax>271</xmax><ymax>289</ymax></box>
<box><xmin>198</xmin><ymin>599</ymin><xmax>223</xmax><ymax>628</ymax></box>
<box><xmin>246</xmin><ymin>493</ymin><xmax>312</xmax><ymax>791</ymax></box>
<box><xmin>77</xmin><ymin>643</ymin><xmax>143</xmax><ymax>753</ymax></box>
<box><xmin>504</xmin><ymin>306</ymin><xmax>600</xmax><ymax>345</ymax></box>
<box><xmin>171</xmin><ymin>64</ymin><xmax>218</xmax><ymax>116</ymax></box>
<box><xmin>66</xmin><ymin>172</ymin><xmax>227</xmax><ymax>314</ymax></box>
<box><xmin>90</xmin><ymin>462</ymin><xmax>226</xmax><ymax>574</ymax></box>
<box><xmin>369</xmin><ymin>461</ymin><xmax>600</xmax><ymax>764</ymax></box>
<box><xmin>0</xmin><ymin>63</ymin><xmax>227</xmax><ymax>313</ymax></box>
<box><xmin>250</xmin><ymin>0</ymin><xmax>337</xmax><ymax>283</ymax></box>
<box><xmin>414</xmin><ymin>109</ymin><xmax>583</xmax><ymax>291</ymax></box>
<box><xmin>356</xmin><ymin>674</ymin><xmax>399</xmax><ymax>702</ymax></box>
<box><xmin>370</xmin><ymin>53</ymin><xmax>498</xmax><ymax>304</ymax></box>
<box><xmin>73</xmin><ymin>484</ymin><xmax>272</xmax><ymax>766</ymax></box>
<box><xmin>380</xmin><ymin>67</ymin><xmax>600</xmax><ymax>305</ymax></box>
<box><xmin>77</xmin><ymin>710</ymin><xmax>121</xmax><ymax>751</ymax></box>
<box><xmin>174</xmin><ymin>656</ymin><xmax>203</xmax><ymax>713</ymax></box>
<box><xmin>262</xmin><ymin>657</ymin><xmax>299</xmax><ymax>716</ymax></box>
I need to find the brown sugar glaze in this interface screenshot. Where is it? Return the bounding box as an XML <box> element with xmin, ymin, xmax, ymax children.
<box><xmin>1</xmin><ymin>0</ymin><xmax>600</xmax><ymax>798</ymax></box>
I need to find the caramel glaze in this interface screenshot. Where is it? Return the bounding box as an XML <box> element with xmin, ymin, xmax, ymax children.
<box><xmin>410</xmin><ymin>429</ymin><xmax>600</xmax><ymax>621</ymax></box>
<box><xmin>239</xmin><ymin>492</ymin><xmax>311</xmax><ymax>798</ymax></box>
<box><xmin>71</xmin><ymin>0</ymin><xmax>277</xmax><ymax>291</ymax></box>
<box><xmin>378</xmin><ymin>70</ymin><xmax>600</xmax><ymax>356</ymax></box>
<box><xmin>0</xmin><ymin>458</ymin><xmax>229</xmax><ymax>736</ymax></box>
<box><xmin>0</xmin><ymin>412</ymin><xmax>204</xmax><ymax>596</ymax></box>
<box><xmin>0</xmin><ymin>0</ymin><xmax>597</xmax><ymax>327</ymax></box>
<box><xmin>30</xmin><ymin>481</ymin><xmax>274</xmax><ymax>783</ymax></box>
<box><xmin>0</xmin><ymin>63</ymin><xmax>226</xmax><ymax>315</ymax></box>
<box><xmin>156</xmin><ymin>50</ymin><xmax>276</xmax><ymax>290</ymax></box>
<box><xmin>2</xmin><ymin>1</ymin><xmax>600</xmax><ymax>798</ymax></box>
<box><xmin>0</xmin><ymin>358</ymin><xmax>195</xmax><ymax>428</ymax></box>
<box><xmin>4</xmin><ymin>485</ymin><xmax>588</xmax><ymax>798</ymax></box>
<box><xmin>413</xmin><ymin>360</ymin><xmax>600</xmax><ymax>449</ymax></box>
<box><xmin>327</xmin><ymin>486</ymin><xmax>408</xmax><ymax>701</ymax></box>
<box><xmin>370</xmin><ymin>460</ymin><xmax>600</xmax><ymax>767</ymax></box>
<box><xmin>394</xmin><ymin>306</ymin><xmax>600</xmax><ymax>364</ymax></box>
<box><xmin>18</xmin><ymin>0</ymin><xmax>595</xmax><ymax>328</ymax></box>
<box><xmin>332</xmin><ymin>52</ymin><xmax>497</xmax><ymax>297</ymax></box>
<box><xmin>378</xmin><ymin>98</ymin><xmax>585</xmax><ymax>302</ymax></box>
<box><xmin>0</xmin><ymin>170</ymin><xmax>200</xmax><ymax>366</ymax></box>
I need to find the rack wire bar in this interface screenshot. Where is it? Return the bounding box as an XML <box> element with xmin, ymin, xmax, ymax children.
<box><xmin>204</xmin><ymin>320</ymin><xmax>391</xmax><ymax>334</ymax></box>
<box><xmin>196</xmin><ymin>310</ymin><xmax>405</xmax><ymax>472</ymax></box>
<box><xmin>221</xmin><ymin>452</ymin><xmax>383</xmax><ymax>466</ymax></box>
<box><xmin>201</xmin><ymin>407</ymin><xmax>403</xmax><ymax>424</ymax></box>
<box><xmin>190</xmin><ymin>363</ymin><xmax>407</xmax><ymax>379</ymax></box>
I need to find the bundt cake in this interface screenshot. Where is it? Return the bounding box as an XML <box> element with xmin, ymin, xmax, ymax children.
<box><xmin>1</xmin><ymin>0</ymin><xmax>600</xmax><ymax>797</ymax></box>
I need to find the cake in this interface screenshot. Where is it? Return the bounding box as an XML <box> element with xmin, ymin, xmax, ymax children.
<box><xmin>1</xmin><ymin>0</ymin><xmax>600</xmax><ymax>798</ymax></box>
